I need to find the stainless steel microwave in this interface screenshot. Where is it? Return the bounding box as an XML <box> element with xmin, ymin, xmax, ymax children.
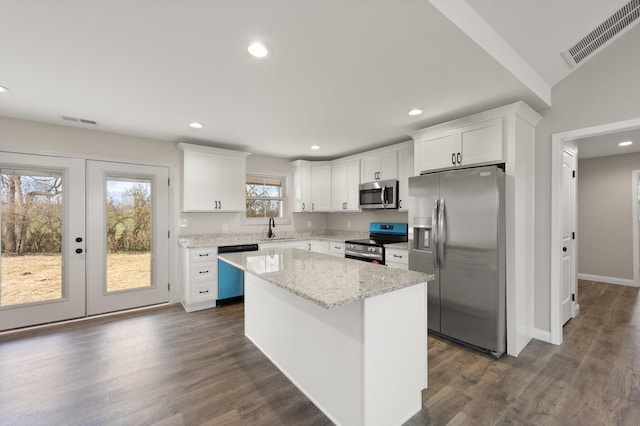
<box><xmin>359</xmin><ymin>179</ymin><xmax>399</xmax><ymax>209</ymax></box>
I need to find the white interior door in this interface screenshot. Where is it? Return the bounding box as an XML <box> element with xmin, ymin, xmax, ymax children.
<box><xmin>0</xmin><ymin>152</ymin><xmax>86</xmax><ymax>331</ymax></box>
<box><xmin>561</xmin><ymin>149</ymin><xmax>576</xmax><ymax>325</ymax></box>
<box><xmin>86</xmin><ymin>160</ymin><xmax>169</xmax><ymax>315</ymax></box>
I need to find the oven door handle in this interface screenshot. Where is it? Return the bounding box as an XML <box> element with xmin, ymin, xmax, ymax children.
<box><xmin>345</xmin><ymin>251</ymin><xmax>382</xmax><ymax>259</ymax></box>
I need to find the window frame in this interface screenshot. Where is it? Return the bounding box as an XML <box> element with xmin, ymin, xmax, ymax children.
<box><xmin>243</xmin><ymin>173</ymin><xmax>290</xmax><ymax>225</ymax></box>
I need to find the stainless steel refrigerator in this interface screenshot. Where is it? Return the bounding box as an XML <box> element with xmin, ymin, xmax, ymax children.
<box><xmin>409</xmin><ymin>165</ymin><xmax>506</xmax><ymax>357</ymax></box>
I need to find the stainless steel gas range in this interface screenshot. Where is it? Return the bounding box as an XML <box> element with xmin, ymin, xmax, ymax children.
<box><xmin>345</xmin><ymin>222</ymin><xmax>408</xmax><ymax>265</ymax></box>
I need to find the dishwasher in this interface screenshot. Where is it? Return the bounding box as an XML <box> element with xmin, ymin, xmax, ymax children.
<box><xmin>217</xmin><ymin>243</ymin><xmax>259</xmax><ymax>305</ymax></box>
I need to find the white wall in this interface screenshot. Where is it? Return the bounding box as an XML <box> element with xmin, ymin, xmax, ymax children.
<box><xmin>533</xmin><ymin>25</ymin><xmax>640</xmax><ymax>331</ymax></box>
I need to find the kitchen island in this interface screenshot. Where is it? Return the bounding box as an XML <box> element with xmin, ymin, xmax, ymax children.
<box><xmin>219</xmin><ymin>248</ymin><xmax>433</xmax><ymax>426</ymax></box>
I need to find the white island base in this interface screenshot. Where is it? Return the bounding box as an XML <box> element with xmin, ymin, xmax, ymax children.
<box><xmin>245</xmin><ymin>273</ymin><xmax>428</xmax><ymax>426</ymax></box>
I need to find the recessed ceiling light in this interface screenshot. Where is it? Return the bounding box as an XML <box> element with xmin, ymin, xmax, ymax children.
<box><xmin>189</xmin><ymin>122</ymin><xmax>204</xmax><ymax>129</ymax></box>
<box><xmin>310</xmin><ymin>145</ymin><xmax>320</xmax><ymax>150</ymax></box>
<box><xmin>0</xmin><ymin>85</ymin><xmax>9</xmax><ymax>93</ymax></box>
<box><xmin>408</xmin><ymin>109</ymin><xmax>423</xmax><ymax>116</ymax></box>
<box><xmin>248</xmin><ymin>41</ymin><xmax>270</xmax><ymax>58</ymax></box>
<box><xmin>619</xmin><ymin>141</ymin><xmax>633</xmax><ymax>146</ymax></box>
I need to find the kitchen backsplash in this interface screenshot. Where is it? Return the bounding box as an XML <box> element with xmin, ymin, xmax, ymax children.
<box><xmin>178</xmin><ymin>210</ymin><xmax>408</xmax><ymax>236</ymax></box>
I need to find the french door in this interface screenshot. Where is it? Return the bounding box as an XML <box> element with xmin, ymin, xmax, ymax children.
<box><xmin>0</xmin><ymin>153</ymin><xmax>169</xmax><ymax>331</ymax></box>
<box><xmin>86</xmin><ymin>160</ymin><xmax>169</xmax><ymax>315</ymax></box>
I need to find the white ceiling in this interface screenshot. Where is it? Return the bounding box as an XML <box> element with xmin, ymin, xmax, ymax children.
<box><xmin>0</xmin><ymin>0</ymin><xmax>634</xmax><ymax>160</ymax></box>
<box><xmin>577</xmin><ymin>128</ymin><xmax>640</xmax><ymax>159</ymax></box>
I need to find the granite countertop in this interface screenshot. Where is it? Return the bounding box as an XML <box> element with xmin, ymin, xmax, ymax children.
<box><xmin>178</xmin><ymin>230</ymin><xmax>369</xmax><ymax>248</ymax></box>
<box><xmin>219</xmin><ymin>248</ymin><xmax>433</xmax><ymax>309</ymax></box>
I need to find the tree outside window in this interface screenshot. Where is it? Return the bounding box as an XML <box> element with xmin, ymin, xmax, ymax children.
<box><xmin>246</xmin><ymin>175</ymin><xmax>285</xmax><ymax>220</ymax></box>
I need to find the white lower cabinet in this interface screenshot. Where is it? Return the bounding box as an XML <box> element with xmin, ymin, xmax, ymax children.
<box><xmin>385</xmin><ymin>248</ymin><xmax>408</xmax><ymax>270</ymax></box>
<box><xmin>329</xmin><ymin>242</ymin><xmax>345</xmax><ymax>257</ymax></box>
<box><xmin>309</xmin><ymin>240</ymin><xmax>330</xmax><ymax>254</ymax></box>
<box><xmin>182</xmin><ymin>247</ymin><xmax>218</xmax><ymax>312</ymax></box>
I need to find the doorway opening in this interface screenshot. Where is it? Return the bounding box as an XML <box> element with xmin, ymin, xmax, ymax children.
<box><xmin>551</xmin><ymin>117</ymin><xmax>640</xmax><ymax>345</ymax></box>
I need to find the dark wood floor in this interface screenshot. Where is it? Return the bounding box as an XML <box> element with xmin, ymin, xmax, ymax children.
<box><xmin>1</xmin><ymin>279</ymin><xmax>638</xmax><ymax>425</ymax></box>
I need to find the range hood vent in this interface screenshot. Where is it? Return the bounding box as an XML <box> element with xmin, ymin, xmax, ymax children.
<box><xmin>562</xmin><ymin>0</ymin><xmax>640</xmax><ymax>68</ymax></box>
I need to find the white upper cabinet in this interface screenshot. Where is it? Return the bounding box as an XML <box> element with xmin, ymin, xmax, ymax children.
<box><xmin>291</xmin><ymin>160</ymin><xmax>312</xmax><ymax>212</ymax></box>
<box><xmin>178</xmin><ymin>143</ymin><xmax>250</xmax><ymax>212</ymax></box>
<box><xmin>361</xmin><ymin>151</ymin><xmax>398</xmax><ymax>182</ymax></box>
<box><xmin>291</xmin><ymin>160</ymin><xmax>332</xmax><ymax>212</ymax></box>
<box><xmin>310</xmin><ymin>163</ymin><xmax>332</xmax><ymax>212</ymax></box>
<box><xmin>331</xmin><ymin>159</ymin><xmax>360</xmax><ymax>212</ymax></box>
<box><xmin>397</xmin><ymin>145</ymin><xmax>414</xmax><ymax>211</ymax></box>
<box><xmin>412</xmin><ymin>118</ymin><xmax>503</xmax><ymax>174</ymax></box>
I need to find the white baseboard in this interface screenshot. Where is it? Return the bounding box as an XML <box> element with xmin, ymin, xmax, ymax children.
<box><xmin>531</xmin><ymin>328</ymin><xmax>552</xmax><ymax>343</ymax></box>
<box><xmin>577</xmin><ymin>273</ymin><xmax>636</xmax><ymax>287</ymax></box>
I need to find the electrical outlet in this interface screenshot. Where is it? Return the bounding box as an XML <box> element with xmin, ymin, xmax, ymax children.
<box><xmin>222</xmin><ymin>224</ymin><xmax>228</xmax><ymax>232</ymax></box>
<box><xmin>307</xmin><ymin>221</ymin><xmax>312</xmax><ymax>228</ymax></box>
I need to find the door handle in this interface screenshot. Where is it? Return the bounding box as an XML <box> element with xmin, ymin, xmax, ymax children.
<box><xmin>214</xmin><ymin>201</ymin><xmax>218</xmax><ymax>209</ymax></box>
<box><xmin>218</xmin><ymin>200</ymin><xmax>222</xmax><ymax>210</ymax></box>
<box><xmin>302</xmin><ymin>202</ymin><xmax>305</xmax><ymax>210</ymax></box>
<box><xmin>432</xmin><ymin>200</ymin><xmax>439</xmax><ymax>268</ymax></box>
<box><xmin>438</xmin><ymin>199</ymin><xmax>446</xmax><ymax>268</ymax></box>
<box><xmin>452</xmin><ymin>153</ymin><xmax>456</xmax><ymax>165</ymax></box>
<box><xmin>457</xmin><ymin>152</ymin><xmax>462</xmax><ymax>165</ymax></box>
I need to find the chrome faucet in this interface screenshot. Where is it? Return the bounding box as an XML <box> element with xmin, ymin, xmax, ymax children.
<box><xmin>268</xmin><ymin>217</ymin><xmax>276</xmax><ymax>238</ymax></box>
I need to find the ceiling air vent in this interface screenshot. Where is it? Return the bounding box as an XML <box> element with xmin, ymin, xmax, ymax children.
<box><xmin>61</xmin><ymin>115</ymin><xmax>98</xmax><ymax>125</ymax></box>
<box><xmin>562</xmin><ymin>0</ymin><xmax>640</xmax><ymax>68</ymax></box>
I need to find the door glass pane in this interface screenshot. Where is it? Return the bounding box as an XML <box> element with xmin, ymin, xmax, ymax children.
<box><xmin>1</xmin><ymin>170</ymin><xmax>63</xmax><ymax>306</ymax></box>
<box><xmin>106</xmin><ymin>177</ymin><xmax>151</xmax><ymax>292</ymax></box>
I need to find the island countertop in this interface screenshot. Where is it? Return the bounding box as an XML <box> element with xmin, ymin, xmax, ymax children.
<box><xmin>219</xmin><ymin>248</ymin><xmax>433</xmax><ymax>309</ymax></box>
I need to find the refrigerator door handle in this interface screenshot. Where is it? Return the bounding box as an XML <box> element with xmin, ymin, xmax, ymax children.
<box><xmin>432</xmin><ymin>199</ymin><xmax>440</xmax><ymax>268</ymax></box>
<box><xmin>438</xmin><ymin>198</ymin><xmax>446</xmax><ymax>268</ymax></box>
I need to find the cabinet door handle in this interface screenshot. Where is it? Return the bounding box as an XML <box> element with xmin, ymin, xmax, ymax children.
<box><xmin>343</xmin><ymin>202</ymin><xmax>347</xmax><ymax>210</ymax></box>
<box><xmin>308</xmin><ymin>243</ymin><xmax>311</xmax><ymax>250</ymax></box>
<box><xmin>457</xmin><ymin>152</ymin><xmax>462</xmax><ymax>165</ymax></box>
<box><xmin>393</xmin><ymin>254</ymin><xmax>403</xmax><ymax>258</ymax></box>
<box><xmin>451</xmin><ymin>153</ymin><xmax>456</xmax><ymax>166</ymax></box>
<box><xmin>214</xmin><ymin>201</ymin><xmax>218</xmax><ymax>209</ymax></box>
<box><xmin>398</xmin><ymin>199</ymin><xmax>402</xmax><ymax>209</ymax></box>
<box><xmin>218</xmin><ymin>200</ymin><xmax>222</xmax><ymax>209</ymax></box>
<box><xmin>302</xmin><ymin>202</ymin><xmax>305</xmax><ymax>210</ymax></box>
<box><xmin>199</xmin><ymin>289</ymin><xmax>209</xmax><ymax>294</ymax></box>
<box><xmin>198</xmin><ymin>253</ymin><xmax>209</xmax><ymax>257</ymax></box>
<box><xmin>199</xmin><ymin>270</ymin><xmax>209</xmax><ymax>274</ymax></box>
<box><xmin>312</xmin><ymin>203</ymin><xmax>315</xmax><ymax>211</ymax></box>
